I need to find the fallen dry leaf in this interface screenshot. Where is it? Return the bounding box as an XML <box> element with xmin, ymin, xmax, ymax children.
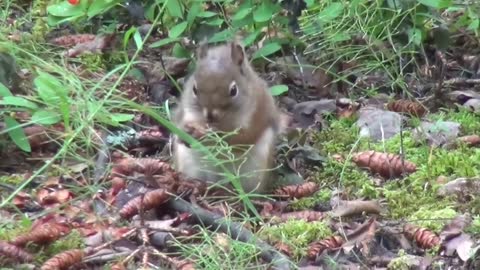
<box><xmin>66</xmin><ymin>34</ymin><xmax>115</xmax><ymax>57</ymax></box>
<box><xmin>437</xmin><ymin>177</ymin><xmax>480</xmax><ymax>199</ymax></box>
<box><xmin>440</xmin><ymin>214</ymin><xmax>474</xmax><ymax>261</ymax></box>
<box><xmin>341</xmin><ymin>217</ymin><xmax>377</xmax><ymax>255</ymax></box>
<box><xmin>330</xmin><ymin>199</ymin><xmax>384</xmax><ymax>217</ymax></box>
<box><xmin>291</xmin><ymin>99</ymin><xmax>337</xmax><ymax>128</ymax></box>
<box><xmin>51</xmin><ymin>34</ymin><xmax>96</xmax><ymax>47</ymax></box>
<box><xmin>37</xmin><ymin>188</ymin><xmax>74</xmax><ymax>206</ymax></box>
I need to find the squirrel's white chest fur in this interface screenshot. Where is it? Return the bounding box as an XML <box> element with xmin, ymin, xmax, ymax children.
<box><xmin>172</xmin><ymin>113</ymin><xmax>276</xmax><ymax>193</ymax></box>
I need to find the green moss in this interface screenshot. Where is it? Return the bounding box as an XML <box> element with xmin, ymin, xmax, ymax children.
<box><xmin>79</xmin><ymin>54</ymin><xmax>106</xmax><ymax>73</ymax></box>
<box><xmin>0</xmin><ymin>215</ymin><xmax>32</xmax><ymax>241</ymax></box>
<box><xmin>38</xmin><ymin>229</ymin><xmax>85</xmax><ymax>262</ymax></box>
<box><xmin>288</xmin><ymin>188</ymin><xmax>332</xmax><ymax>210</ymax></box>
<box><xmin>387</xmin><ymin>250</ymin><xmax>414</xmax><ymax>270</ymax></box>
<box><xmin>429</xmin><ymin>108</ymin><xmax>480</xmax><ymax>135</ymax></box>
<box><xmin>406</xmin><ymin>207</ymin><xmax>457</xmax><ymax>232</ymax></box>
<box><xmin>176</xmin><ymin>229</ymin><xmax>263</xmax><ymax>270</ymax></box>
<box><xmin>314</xmin><ymin>118</ymin><xmax>360</xmax><ymax>155</ymax></box>
<box><xmin>466</xmin><ymin>215</ymin><xmax>480</xmax><ymax>237</ymax></box>
<box><xmin>31</xmin><ymin>0</ymin><xmax>49</xmax><ymax>41</ymax></box>
<box><xmin>0</xmin><ymin>175</ymin><xmax>25</xmax><ymax>185</ymax></box>
<box><xmin>258</xmin><ymin>220</ymin><xmax>333</xmax><ymax>259</ymax></box>
<box><xmin>314</xmin><ymin>158</ymin><xmax>381</xmax><ymax>199</ymax></box>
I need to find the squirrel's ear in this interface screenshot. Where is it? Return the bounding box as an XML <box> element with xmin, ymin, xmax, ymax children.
<box><xmin>230</xmin><ymin>41</ymin><xmax>245</xmax><ymax>66</ymax></box>
<box><xmin>197</xmin><ymin>38</ymin><xmax>209</xmax><ymax>59</ymax></box>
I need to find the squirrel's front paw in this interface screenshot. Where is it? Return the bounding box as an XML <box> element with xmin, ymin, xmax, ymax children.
<box><xmin>183</xmin><ymin>122</ymin><xmax>208</xmax><ymax>140</ymax></box>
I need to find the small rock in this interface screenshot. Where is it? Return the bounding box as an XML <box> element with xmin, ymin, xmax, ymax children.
<box><xmin>356</xmin><ymin>106</ymin><xmax>403</xmax><ymax>141</ymax></box>
<box><xmin>412</xmin><ymin>120</ymin><xmax>461</xmax><ymax>147</ymax></box>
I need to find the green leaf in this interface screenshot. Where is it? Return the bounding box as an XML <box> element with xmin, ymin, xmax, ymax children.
<box><xmin>47</xmin><ymin>1</ymin><xmax>88</xmax><ymax>17</ymax></box>
<box><xmin>209</xmin><ymin>29</ymin><xmax>235</xmax><ymax>43</ymax></box>
<box><xmin>172</xmin><ymin>43</ymin><xmax>190</xmax><ymax>58</ymax></box>
<box><xmin>149</xmin><ymin>37</ymin><xmax>181</xmax><ymax>48</ymax></box>
<box><xmin>169</xmin><ymin>21</ymin><xmax>188</xmax><ymax>38</ymax></box>
<box><xmin>252</xmin><ymin>42</ymin><xmax>281</xmax><ymax>60</ymax></box>
<box><xmin>187</xmin><ymin>3</ymin><xmax>201</xmax><ymax>24</ymax></box>
<box><xmin>197</xmin><ymin>11</ymin><xmax>217</xmax><ymax>18</ymax></box>
<box><xmin>133</xmin><ymin>29</ymin><xmax>143</xmax><ymax>49</ymax></box>
<box><xmin>87</xmin><ymin>0</ymin><xmax>121</xmax><ymax>18</ymax></box>
<box><xmin>33</xmin><ymin>71</ymin><xmax>66</xmax><ymax>105</ymax></box>
<box><xmin>332</xmin><ymin>32</ymin><xmax>351</xmax><ymax>42</ymax></box>
<box><xmin>145</xmin><ymin>2</ymin><xmax>156</xmax><ymax>21</ymax></box>
<box><xmin>123</xmin><ymin>26</ymin><xmax>137</xmax><ymax>49</ymax></box>
<box><xmin>408</xmin><ymin>27</ymin><xmax>423</xmax><ymax>46</ymax></box>
<box><xmin>418</xmin><ymin>0</ymin><xmax>452</xmax><ymax>9</ymax></box>
<box><xmin>232</xmin><ymin>7</ymin><xmax>252</xmax><ymax>21</ymax></box>
<box><xmin>243</xmin><ymin>29</ymin><xmax>262</xmax><ymax>47</ymax></box>
<box><xmin>269</xmin><ymin>85</ymin><xmax>288</xmax><ymax>96</ymax></box>
<box><xmin>0</xmin><ymin>96</ymin><xmax>38</xmax><ymax>109</ymax></box>
<box><xmin>166</xmin><ymin>0</ymin><xmax>183</xmax><ymax>18</ymax></box>
<box><xmin>304</xmin><ymin>0</ymin><xmax>315</xmax><ymax>7</ymax></box>
<box><xmin>0</xmin><ymin>82</ymin><xmax>12</xmax><ymax>97</ymax></box>
<box><xmin>110</xmin><ymin>113</ymin><xmax>134</xmax><ymax>123</ymax></box>
<box><xmin>318</xmin><ymin>2</ymin><xmax>343</xmax><ymax>23</ymax></box>
<box><xmin>4</xmin><ymin>116</ymin><xmax>30</xmax><ymax>152</ymax></box>
<box><xmin>253</xmin><ymin>2</ymin><xmax>274</xmax><ymax>23</ymax></box>
<box><xmin>204</xmin><ymin>17</ymin><xmax>224</xmax><ymax>26</ymax></box>
<box><xmin>467</xmin><ymin>18</ymin><xmax>479</xmax><ymax>31</ymax></box>
<box><xmin>31</xmin><ymin>110</ymin><xmax>62</xmax><ymax>125</ymax></box>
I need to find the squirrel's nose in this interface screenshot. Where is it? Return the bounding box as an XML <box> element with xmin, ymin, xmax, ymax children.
<box><xmin>203</xmin><ymin>108</ymin><xmax>219</xmax><ymax>122</ymax></box>
<box><xmin>203</xmin><ymin>108</ymin><xmax>214</xmax><ymax>122</ymax></box>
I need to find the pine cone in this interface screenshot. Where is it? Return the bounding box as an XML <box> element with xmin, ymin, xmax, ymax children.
<box><xmin>386</xmin><ymin>99</ymin><xmax>427</xmax><ymax>117</ymax></box>
<box><xmin>352</xmin><ymin>150</ymin><xmax>416</xmax><ymax>178</ymax></box>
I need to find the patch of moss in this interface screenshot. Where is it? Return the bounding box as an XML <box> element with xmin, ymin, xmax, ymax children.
<box><xmin>36</xmin><ymin>229</ymin><xmax>85</xmax><ymax>263</ymax></box>
<box><xmin>0</xmin><ymin>215</ymin><xmax>32</xmax><ymax>241</ymax></box>
<box><xmin>466</xmin><ymin>215</ymin><xmax>480</xmax><ymax>237</ymax></box>
<box><xmin>79</xmin><ymin>54</ymin><xmax>106</xmax><ymax>73</ymax></box>
<box><xmin>314</xmin><ymin>158</ymin><xmax>381</xmax><ymax>199</ymax></box>
<box><xmin>429</xmin><ymin>108</ymin><xmax>480</xmax><ymax>135</ymax></box>
<box><xmin>0</xmin><ymin>174</ymin><xmax>24</xmax><ymax>185</ymax></box>
<box><xmin>387</xmin><ymin>249</ymin><xmax>414</xmax><ymax>270</ymax></box>
<box><xmin>258</xmin><ymin>220</ymin><xmax>333</xmax><ymax>259</ymax></box>
<box><xmin>288</xmin><ymin>188</ymin><xmax>332</xmax><ymax>210</ymax></box>
<box><xmin>407</xmin><ymin>206</ymin><xmax>457</xmax><ymax>232</ymax></box>
<box><xmin>314</xmin><ymin>118</ymin><xmax>360</xmax><ymax>155</ymax></box>
<box><xmin>176</xmin><ymin>230</ymin><xmax>263</xmax><ymax>270</ymax></box>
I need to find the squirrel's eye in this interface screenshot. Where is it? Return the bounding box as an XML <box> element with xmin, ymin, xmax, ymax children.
<box><xmin>192</xmin><ymin>84</ymin><xmax>198</xmax><ymax>96</ymax></box>
<box><xmin>229</xmin><ymin>81</ymin><xmax>238</xmax><ymax>97</ymax></box>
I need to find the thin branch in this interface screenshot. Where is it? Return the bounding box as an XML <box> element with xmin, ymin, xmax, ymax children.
<box><xmin>167</xmin><ymin>197</ymin><xmax>294</xmax><ymax>270</ymax></box>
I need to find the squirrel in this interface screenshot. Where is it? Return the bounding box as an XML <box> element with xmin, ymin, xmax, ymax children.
<box><xmin>171</xmin><ymin>39</ymin><xmax>281</xmax><ymax>193</ymax></box>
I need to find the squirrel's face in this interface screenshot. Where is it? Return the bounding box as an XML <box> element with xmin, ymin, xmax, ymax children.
<box><xmin>188</xmin><ymin>69</ymin><xmax>249</xmax><ymax>128</ymax></box>
<box><xmin>183</xmin><ymin>40</ymin><xmax>253</xmax><ymax>130</ymax></box>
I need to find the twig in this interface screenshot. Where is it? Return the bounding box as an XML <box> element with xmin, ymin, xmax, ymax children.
<box><xmin>91</xmin><ymin>228</ymin><xmax>137</xmax><ymax>253</ymax></box>
<box><xmin>93</xmin><ymin>133</ymin><xmax>110</xmax><ymax>184</ymax></box>
<box><xmin>442</xmin><ymin>77</ymin><xmax>480</xmax><ymax>85</ymax></box>
<box><xmin>434</xmin><ymin>50</ymin><xmax>446</xmax><ymax>103</ymax></box>
<box><xmin>83</xmin><ymin>251</ymin><xmax>131</xmax><ymax>264</ymax></box>
<box><xmin>167</xmin><ymin>197</ymin><xmax>294</xmax><ymax>270</ymax></box>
